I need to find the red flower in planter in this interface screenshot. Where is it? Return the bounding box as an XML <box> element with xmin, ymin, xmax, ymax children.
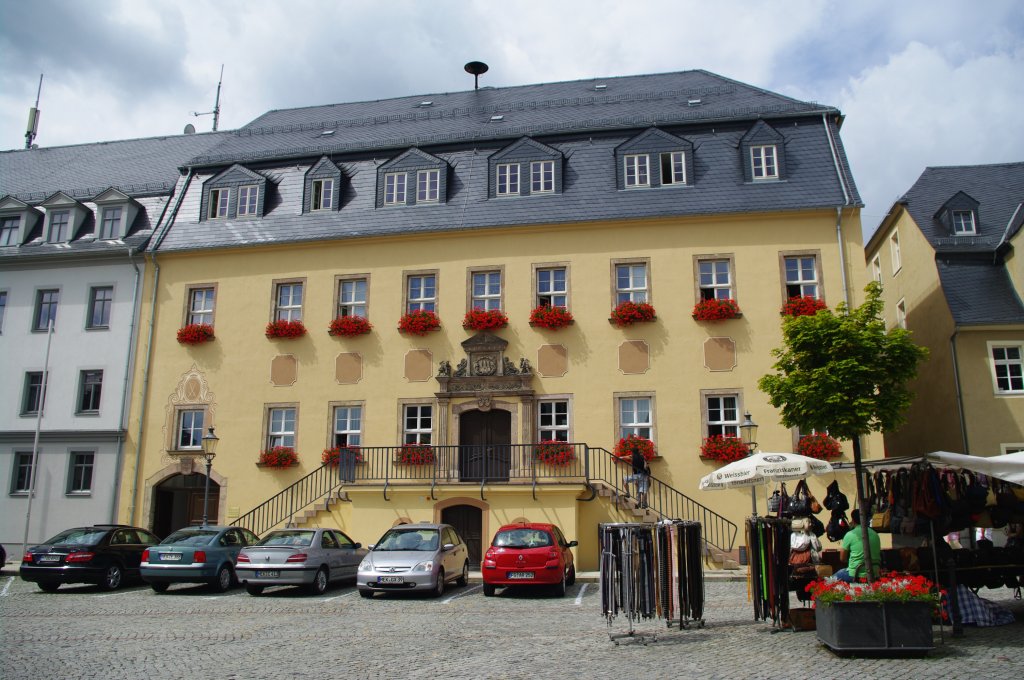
<box><xmin>692</xmin><ymin>298</ymin><xmax>740</xmax><ymax>321</ymax></box>
<box><xmin>398</xmin><ymin>310</ymin><xmax>441</xmax><ymax>336</ymax></box>
<box><xmin>534</xmin><ymin>440</ymin><xmax>576</xmax><ymax>466</ymax></box>
<box><xmin>397</xmin><ymin>444</ymin><xmax>435</xmax><ymax>465</ymax></box>
<box><xmin>699</xmin><ymin>435</ymin><xmax>749</xmax><ymax>463</ymax></box>
<box><xmin>322</xmin><ymin>446</ymin><xmax>363</xmax><ymax>465</ymax></box>
<box><xmin>265</xmin><ymin>319</ymin><xmax>307</xmax><ymax>339</ymax></box>
<box><xmin>529</xmin><ymin>305</ymin><xmax>574</xmax><ymax>330</ymax></box>
<box><xmin>782</xmin><ymin>296</ymin><xmax>828</xmax><ymax>317</ymax></box>
<box><xmin>177</xmin><ymin>323</ymin><xmax>215</xmax><ymax>345</ymax></box>
<box><xmin>610</xmin><ymin>301</ymin><xmax>657</xmax><ymax>327</ymax></box>
<box><xmin>328</xmin><ymin>315</ymin><xmax>373</xmax><ymax>337</ymax></box>
<box><xmin>258</xmin><ymin>446</ymin><xmax>298</xmax><ymax>468</ymax></box>
<box><xmin>797</xmin><ymin>433</ymin><xmax>842</xmax><ymax>460</ymax></box>
<box><xmin>462</xmin><ymin>308</ymin><xmax>509</xmax><ymax>331</ymax></box>
<box><xmin>613</xmin><ymin>435</ymin><xmax>656</xmax><ymax>461</ymax></box>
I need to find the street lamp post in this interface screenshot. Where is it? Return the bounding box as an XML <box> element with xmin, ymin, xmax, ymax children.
<box><xmin>739</xmin><ymin>411</ymin><xmax>759</xmax><ymax>516</ymax></box>
<box><xmin>200</xmin><ymin>427</ymin><xmax>219</xmax><ymax>527</ymax></box>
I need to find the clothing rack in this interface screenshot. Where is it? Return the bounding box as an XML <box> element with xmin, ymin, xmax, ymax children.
<box><xmin>746</xmin><ymin>517</ymin><xmax>790</xmax><ymax>628</ymax></box>
<box><xmin>599</xmin><ymin>521</ymin><xmax>705</xmax><ymax>644</ymax></box>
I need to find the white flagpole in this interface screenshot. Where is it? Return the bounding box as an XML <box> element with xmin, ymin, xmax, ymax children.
<box><xmin>21</xmin><ymin>318</ymin><xmax>54</xmax><ymax>558</ymax></box>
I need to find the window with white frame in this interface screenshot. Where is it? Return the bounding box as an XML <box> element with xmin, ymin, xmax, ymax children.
<box><xmin>338</xmin><ymin>278</ymin><xmax>367</xmax><ymax>318</ymax></box>
<box><xmin>403</xmin><ymin>404</ymin><xmax>432</xmax><ymax>444</ymax></box>
<box><xmin>12</xmin><ymin>452</ymin><xmax>34</xmax><ymax>494</ymax></box>
<box><xmin>333</xmin><ymin>405</ymin><xmax>362</xmax><ymax>447</ymax></box>
<box><xmin>22</xmin><ymin>372</ymin><xmax>46</xmax><ymax>415</ymax></box>
<box><xmin>407</xmin><ymin>274</ymin><xmax>436</xmax><ymax>313</ymax></box>
<box><xmin>896</xmin><ymin>299</ymin><xmax>907</xmax><ymax>329</ymax></box>
<box><xmin>784</xmin><ymin>255</ymin><xmax>818</xmax><ymax>298</ymax></box>
<box><xmin>311</xmin><ymin>179</ymin><xmax>334</xmax><ymax>211</ymax></box>
<box><xmin>698</xmin><ymin>260</ymin><xmax>732</xmax><ymax>300</ymax></box>
<box><xmin>67</xmin><ymin>452</ymin><xmax>94</xmax><ymax>494</ymax></box>
<box><xmin>536</xmin><ymin>267</ymin><xmax>567</xmax><ymax>308</ymax></box>
<box><xmin>417</xmin><ymin>169</ymin><xmax>439</xmax><ymax>202</ymax></box>
<box><xmin>624</xmin><ymin>154</ymin><xmax>650</xmax><ymax>188</ymax></box>
<box><xmin>660</xmin><ymin>151</ymin><xmax>685</xmax><ymax>185</ymax></box>
<box><xmin>616</xmin><ymin>263</ymin><xmax>648</xmax><ymax>303</ymax></box>
<box><xmin>267</xmin><ymin>407</ymin><xmax>296</xmax><ymax>448</ymax></box>
<box><xmin>47</xmin><ymin>210</ymin><xmax>70</xmax><ymax>242</ymax></box>
<box><xmin>34</xmin><ymin>289</ymin><xmax>58</xmax><ymax>331</ymax></box>
<box><xmin>78</xmin><ymin>370</ymin><xmax>103</xmax><ymax>414</ymax></box>
<box><xmin>706</xmin><ymin>394</ymin><xmax>740</xmax><ymax>437</ymax></box>
<box><xmin>208</xmin><ymin>189</ymin><xmax>229</xmax><ymax>219</ymax></box>
<box><xmin>538</xmin><ymin>400</ymin><xmax>570</xmax><ymax>441</ymax></box>
<box><xmin>88</xmin><ymin>286</ymin><xmax>113</xmax><ymax>329</ymax></box>
<box><xmin>496</xmin><ymin>163</ymin><xmax>520</xmax><ymax>196</ymax></box>
<box><xmin>385</xmin><ymin>173</ymin><xmax>407</xmax><ymax>204</ymax></box>
<box><xmin>952</xmin><ymin>210</ymin><xmax>976</xmax><ymax>235</ymax></box>
<box><xmin>98</xmin><ymin>207</ymin><xmax>122</xmax><ymax>240</ymax></box>
<box><xmin>177</xmin><ymin>409</ymin><xmax>204</xmax><ymax>449</ymax></box>
<box><xmin>188</xmin><ymin>287</ymin><xmax>215</xmax><ymax>326</ymax></box>
<box><xmin>237</xmin><ymin>185</ymin><xmax>258</xmax><ymax>216</ymax></box>
<box><xmin>618</xmin><ymin>397</ymin><xmax>652</xmax><ymax>439</ymax></box>
<box><xmin>992</xmin><ymin>345</ymin><xmax>1024</xmax><ymax>394</ymax></box>
<box><xmin>0</xmin><ymin>216</ymin><xmax>18</xmax><ymax>246</ymax></box>
<box><xmin>871</xmin><ymin>255</ymin><xmax>882</xmax><ymax>284</ymax></box>
<box><xmin>750</xmin><ymin>145</ymin><xmax>778</xmax><ymax>179</ymax></box>
<box><xmin>890</xmin><ymin>231</ymin><xmax>902</xmax><ymax>273</ymax></box>
<box><xmin>471</xmin><ymin>271</ymin><xmax>501</xmax><ymax>311</ymax></box>
<box><xmin>274</xmin><ymin>282</ymin><xmax>303</xmax><ymax>322</ymax></box>
<box><xmin>531</xmin><ymin>161</ymin><xmax>554</xmax><ymax>193</ymax></box>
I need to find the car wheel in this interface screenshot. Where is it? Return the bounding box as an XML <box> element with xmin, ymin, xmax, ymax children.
<box><xmin>101</xmin><ymin>564</ymin><xmax>123</xmax><ymax>591</ymax></box>
<box><xmin>307</xmin><ymin>567</ymin><xmax>329</xmax><ymax>595</ymax></box>
<box><xmin>38</xmin><ymin>582</ymin><xmax>61</xmax><ymax>593</ymax></box>
<box><xmin>246</xmin><ymin>584</ymin><xmax>264</xmax><ymax>596</ymax></box>
<box><xmin>566</xmin><ymin>564</ymin><xmax>576</xmax><ymax>587</ymax></box>
<box><xmin>483</xmin><ymin>582</ymin><xmax>495</xmax><ymax>597</ymax></box>
<box><xmin>553</xmin><ymin>572</ymin><xmax>566</xmax><ymax>597</ymax></box>
<box><xmin>432</xmin><ymin>568</ymin><xmax>445</xmax><ymax>598</ymax></box>
<box><xmin>150</xmin><ymin>582</ymin><xmax>170</xmax><ymax>593</ymax></box>
<box><xmin>359</xmin><ymin>589</ymin><xmax>374</xmax><ymax>599</ymax></box>
<box><xmin>210</xmin><ymin>565</ymin><xmax>232</xmax><ymax>593</ymax></box>
<box><xmin>456</xmin><ymin>561</ymin><xmax>469</xmax><ymax>587</ymax></box>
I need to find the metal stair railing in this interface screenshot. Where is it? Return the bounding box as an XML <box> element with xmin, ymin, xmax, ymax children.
<box><xmin>231</xmin><ymin>463</ymin><xmax>341</xmax><ymax>536</ymax></box>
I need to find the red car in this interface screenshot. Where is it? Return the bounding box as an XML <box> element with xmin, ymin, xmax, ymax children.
<box><xmin>482</xmin><ymin>523</ymin><xmax>577</xmax><ymax>597</ymax></box>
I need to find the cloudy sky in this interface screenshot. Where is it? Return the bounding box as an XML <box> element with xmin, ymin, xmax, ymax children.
<box><xmin>1</xmin><ymin>0</ymin><xmax>1022</xmax><ymax>240</ymax></box>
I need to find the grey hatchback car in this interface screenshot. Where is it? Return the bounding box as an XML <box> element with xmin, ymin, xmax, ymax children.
<box><xmin>357</xmin><ymin>523</ymin><xmax>470</xmax><ymax>598</ymax></box>
<box><xmin>236</xmin><ymin>528</ymin><xmax>366</xmax><ymax>595</ymax></box>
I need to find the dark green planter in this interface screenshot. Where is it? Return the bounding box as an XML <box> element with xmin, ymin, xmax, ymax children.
<box><xmin>816</xmin><ymin>601</ymin><xmax>934</xmax><ymax>655</ymax></box>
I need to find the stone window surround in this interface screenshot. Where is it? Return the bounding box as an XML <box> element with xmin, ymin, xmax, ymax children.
<box><xmin>466</xmin><ymin>264</ymin><xmax>505</xmax><ymax>313</ymax></box>
<box><xmin>334</xmin><ymin>273</ymin><xmax>371</xmax><ymax>320</ymax></box>
<box><xmin>169</xmin><ymin>405</ymin><xmax>208</xmax><ymax>453</ymax></box>
<box><xmin>536</xmin><ymin>394</ymin><xmax>573</xmax><ymax>442</ymax></box>
<box><xmin>610</xmin><ymin>257</ymin><xmax>652</xmax><ymax>307</ymax></box>
<box><xmin>613</xmin><ymin>391</ymin><xmax>656</xmax><ymax>443</ymax></box>
<box><xmin>328</xmin><ymin>400</ymin><xmax>366</xmax><ymax>448</ymax></box>
<box><xmin>270</xmin><ymin>276</ymin><xmax>306</xmax><ymax>323</ymax></box>
<box><xmin>700</xmin><ymin>388</ymin><xmax>745</xmax><ymax>438</ymax></box>
<box><xmin>532</xmin><ymin>261</ymin><xmax>571</xmax><ymax>310</ymax></box>
<box><xmin>261</xmin><ymin>402</ymin><xmax>299</xmax><ymax>451</ymax></box>
<box><xmin>403</xmin><ymin>268</ymin><xmax>439</xmax><ymax>314</ymax></box>
<box><xmin>399</xmin><ymin>397</ymin><xmax>436</xmax><ymax>445</ymax></box>
<box><xmin>778</xmin><ymin>249</ymin><xmax>824</xmax><ymax>303</ymax></box>
<box><xmin>183</xmin><ymin>283</ymin><xmax>218</xmax><ymax>328</ymax></box>
<box><xmin>693</xmin><ymin>253</ymin><xmax>736</xmax><ymax>305</ymax></box>
<box><xmin>988</xmin><ymin>341</ymin><xmax>1024</xmax><ymax>396</ymax></box>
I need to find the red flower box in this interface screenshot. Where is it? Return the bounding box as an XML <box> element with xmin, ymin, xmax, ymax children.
<box><xmin>177</xmin><ymin>323</ymin><xmax>215</xmax><ymax>345</ymax></box>
<box><xmin>258</xmin><ymin>446</ymin><xmax>298</xmax><ymax>468</ymax></box>
<box><xmin>781</xmin><ymin>295</ymin><xmax>828</xmax><ymax>317</ymax></box>
<box><xmin>322</xmin><ymin>446</ymin><xmax>363</xmax><ymax>465</ymax></box>
<box><xmin>328</xmin><ymin>315</ymin><xmax>373</xmax><ymax>337</ymax></box>
<box><xmin>529</xmin><ymin>305</ymin><xmax>574</xmax><ymax>330</ymax></box>
<box><xmin>534</xmin><ymin>440</ymin><xmax>576</xmax><ymax>466</ymax></box>
<box><xmin>265</xmin><ymin>319</ymin><xmax>307</xmax><ymax>339</ymax></box>
<box><xmin>398</xmin><ymin>310</ymin><xmax>441</xmax><ymax>336</ymax></box>
<box><xmin>692</xmin><ymin>298</ymin><xmax>740</xmax><ymax>321</ymax></box>
<box><xmin>797</xmin><ymin>432</ymin><xmax>842</xmax><ymax>460</ymax></box>
<box><xmin>610</xmin><ymin>301</ymin><xmax>656</xmax><ymax>327</ymax></box>
<box><xmin>699</xmin><ymin>435</ymin><xmax>749</xmax><ymax>463</ymax></box>
<box><xmin>397</xmin><ymin>444</ymin><xmax>435</xmax><ymax>465</ymax></box>
<box><xmin>462</xmin><ymin>308</ymin><xmax>508</xmax><ymax>331</ymax></box>
<box><xmin>613</xmin><ymin>435</ymin><xmax>656</xmax><ymax>461</ymax></box>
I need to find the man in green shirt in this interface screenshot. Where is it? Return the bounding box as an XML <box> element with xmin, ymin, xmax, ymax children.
<box><xmin>835</xmin><ymin>509</ymin><xmax>881</xmax><ymax>582</ymax></box>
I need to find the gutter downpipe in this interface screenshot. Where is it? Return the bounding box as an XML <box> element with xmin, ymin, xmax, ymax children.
<box><xmin>822</xmin><ymin>113</ymin><xmax>852</xmax><ymax>307</ymax></box>
<box><xmin>950</xmin><ymin>329</ymin><xmax>970</xmax><ymax>453</ymax></box>
<box><xmin>127</xmin><ymin>169</ymin><xmax>193</xmax><ymax>525</ymax></box>
<box><xmin>109</xmin><ymin>246</ymin><xmax>143</xmax><ymax>522</ymax></box>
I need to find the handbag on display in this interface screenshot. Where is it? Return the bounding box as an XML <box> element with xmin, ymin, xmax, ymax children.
<box><xmin>826</xmin><ymin>510</ymin><xmax>850</xmax><ymax>542</ymax></box>
<box><xmin>807</xmin><ymin>514</ymin><xmax>826</xmax><ymax>538</ymax></box>
<box><xmin>823</xmin><ymin>480</ymin><xmax>849</xmax><ymax>512</ymax></box>
<box><xmin>768</xmin><ymin>489</ymin><xmax>783</xmax><ymax>514</ymax></box>
<box><xmin>786</xmin><ymin>480</ymin><xmax>812</xmax><ymax>518</ymax></box>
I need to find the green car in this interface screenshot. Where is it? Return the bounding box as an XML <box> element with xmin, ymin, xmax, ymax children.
<box><xmin>140</xmin><ymin>526</ymin><xmax>259</xmax><ymax>593</ymax></box>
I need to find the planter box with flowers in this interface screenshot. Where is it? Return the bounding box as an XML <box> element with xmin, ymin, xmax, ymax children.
<box><xmin>700</xmin><ymin>435</ymin><xmax>750</xmax><ymax>464</ymax></box>
<box><xmin>529</xmin><ymin>305</ymin><xmax>574</xmax><ymax>330</ymax></box>
<box><xmin>177</xmin><ymin>323</ymin><xmax>215</xmax><ymax>345</ymax></box>
<box><xmin>782</xmin><ymin>295</ymin><xmax>828</xmax><ymax>317</ymax></box>
<box><xmin>265</xmin><ymin>319</ymin><xmax>307</xmax><ymax>339</ymax></box>
<box><xmin>257</xmin><ymin>446</ymin><xmax>299</xmax><ymax>468</ymax></box>
<box><xmin>613</xmin><ymin>434</ymin><xmax>656</xmax><ymax>461</ymax></box>
<box><xmin>328</xmin><ymin>315</ymin><xmax>373</xmax><ymax>338</ymax></box>
<box><xmin>609</xmin><ymin>301</ymin><xmax>657</xmax><ymax>327</ymax></box>
<box><xmin>692</xmin><ymin>298</ymin><xmax>740</xmax><ymax>321</ymax></box>
<box><xmin>398</xmin><ymin>310</ymin><xmax>441</xmax><ymax>336</ymax></box>
<box><xmin>463</xmin><ymin>308</ymin><xmax>508</xmax><ymax>332</ymax></box>
<box><xmin>534</xmin><ymin>440</ymin><xmax>576</xmax><ymax>466</ymax></box>
<box><xmin>807</xmin><ymin>573</ymin><xmax>943</xmax><ymax>655</ymax></box>
<box><xmin>797</xmin><ymin>432</ymin><xmax>842</xmax><ymax>460</ymax></box>
<box><xmin>396</xmin><ymin>443</ymin><xmax>435</xmax><ymax>465</ymax></box>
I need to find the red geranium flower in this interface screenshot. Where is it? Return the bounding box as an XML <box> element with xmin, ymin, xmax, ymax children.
<box><xmin>258</xmin><ymin>446</ymin><xmax>298</xmax><ymax>468</ymax></box>
<box><xmin>692</xmin><ymin>298</ymin><xmax>740</xmax><ymax>321</ymax></box>
<box><xmin>781</xmin><ymin>296</ymin><xmax>827</xmax><ymax>317</ymax></box>
<box><xmin>265</xmin><ymin>319</ymin><xmax>307</xmax><ymax>339</ymax></box>
<box><xmin>177</xmin><ymin>323</ymin><xmax>215</xmax><ymax>345</ymax></box>
<box><xmin>610</xmin><ymin>301</ymin><xmax>656</xmax><ymax>327</ymax></box>
<box><xmin>328</xmin><ymin>315</ymin><xmax>373</xmax><ymax>337</ymax></box>
<box><xmin>534</xmin><ymin>441</ymin><xmax>576</xmax><ymax>466</ymax></box>
<box><xmin>699</xmin><ymin>435</ymin><xmax>749</xmax><ymax>463</ymax></box>
<box><xmin>462</xmin><ymin>308</ymin><xmax>508</xmax><ymax>331</ymax></box>
<box><xmin>398</xmin><ymin>310</ymin><xmax>441</xmax><ymax>336</ymax></box>
<box><xmin>529</xmin><ymin>305</ymin><xmax>574</xmax><ymax>330</ymax></box>
<box><xmin>613</xmin><ymin>435</ymin><xmax>656</xmax><ymax>461</ymax></box>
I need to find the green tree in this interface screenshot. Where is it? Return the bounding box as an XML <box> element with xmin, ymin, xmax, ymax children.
<box><xmin>758</xmin><ymin>281</ymin><xmax>928</xmax><ymax>580</ymax></box>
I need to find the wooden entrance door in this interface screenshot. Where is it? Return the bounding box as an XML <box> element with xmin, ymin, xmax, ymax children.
<box><xmin>442</xmin><ymin>504</ymin><xmax>483</xmax><ymax>566</ymax></box>
<box><xmin>459</xmin><ymin>409</ymin><xmax>511</xmax><ymax>482</ymax></box>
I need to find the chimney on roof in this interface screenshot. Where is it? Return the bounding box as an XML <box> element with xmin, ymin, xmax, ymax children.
<box><xmin>464</xmin><ymin>61</ymin><xmax>489</xmax><ymax>90</ymax></box>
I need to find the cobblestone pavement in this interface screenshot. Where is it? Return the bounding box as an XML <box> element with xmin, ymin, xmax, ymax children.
<box><xmin>2</xmin><ymin>566</ymin><xmax>1022</xmax><ymax>680</ymax></box>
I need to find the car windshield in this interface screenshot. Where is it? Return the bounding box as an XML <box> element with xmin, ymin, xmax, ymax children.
<box><xmin>161</xmin><ymin>529</ymin><xmax>218</xmax><ymax>546</ymax></box>
<box><xmin>375</xmin><ymin>529</ymin><xmax>440</xmax><ymax>551</ymax></box>
<box><xmin>258</xmin><ymin>530</ymin><xmax>314</xmax><ymax>547</ymax></box>
<box><xmin>493</xmin><ymin>528</ymin><xmax>552</xmax><ymax>549</ymax></box>
<box><xmin>43</xmin><ymin>527</ymin><xmax>108</xmax><ymax>546</ymax></box>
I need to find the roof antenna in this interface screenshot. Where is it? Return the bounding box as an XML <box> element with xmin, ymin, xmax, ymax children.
<box><xmin>464</xmin><ymin>61</ymin><xmax>489</xmax><ymax>90</ymax></box>
<box><xmin>191</xmin><ymin>64</ymin><xmax>224</xmax><ymax>131</ymax></box>
<box><xmin>25</xmin><ymin>74</ymin><xmax>43</xmax><ymax>149</ymax></box>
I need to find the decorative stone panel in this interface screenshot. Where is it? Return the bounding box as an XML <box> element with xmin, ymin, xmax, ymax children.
<box><xmin>704</xmin><ymin>337</ymin><xmax>737</xmax><ymax>371</ymax></box>
<box><xmin>335</xmin><ymin>352</ymin><xmax>363</xmax><ymax>384</ymax></box>
<box><xmin>538</xmin><ymin>344</ymin><xmax>568</xmax><ymax>377</ymax></box>
<box><xmin>271</xmin><ymin>355</ymin><xmax>297</xmax><ymax>386</ymax></box>
<box><xmin>405</xmin><ymin>349</ymin><xmax>433</xmax><ymax>382</ymax></box>
<box><xmin>618</xmin><ymin>340</ymin><xmax>650</xmax><ymax>375</ymax></box>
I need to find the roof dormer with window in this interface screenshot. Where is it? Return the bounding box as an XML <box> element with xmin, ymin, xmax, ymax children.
<box><xmin>199</xmin><ymin>164</ymin><xmax>268</xmax><ymax>222</ymax></box>
<box><xmin>0</xmin><ymin>196</ymin><xmax>43</xmax><ymax>247</ymax></box>
<box><xmin>40</xmin><ymin>192</ymin><xmax>90</xmax><ymax>244</ymax></box>
<box><xmin>935</xmin><ymin>191</ymin><xmax>980</xmax><ymax>236</ymax></box>
<box><xmin>740</xmin><ymin>121</ymin><xmax>786</xmax><ymax>182</ymax></box>
<box><xmin>303</xmin><ymin>157</ymin><xmax>343</xmax><ymax>213</ymax></box>
<box><xmin>375</xmin><ymin>148</ymin><xmax>449</xmax><ymax>208</ymax></box>
<box><xmin>92</xmin><ymin>188</ymin><xmax>140</xmax><ymax>240</ymax></box>
<box><xmin>487</xmin><ymin>137</ymin><xmax>563</xmax><ymax>198</ymax></box>
<box><xmin>614</xmin><ymin>128</ymin><xmax>694</xmax><ymax>191</ymax></box>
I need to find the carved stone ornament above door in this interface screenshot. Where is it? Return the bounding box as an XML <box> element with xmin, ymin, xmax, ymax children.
<box><xmin>436</xmin><ymin>332</ymin><xmax>534</xmax><ymax>397</ymax></box>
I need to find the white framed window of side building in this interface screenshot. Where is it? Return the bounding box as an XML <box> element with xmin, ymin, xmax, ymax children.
<box><xmin>698</xmin><ymin>259</ymin><xmax>732</xmax><ymax>300</ymax></box>
<box><xmin>872</xmin><ymin>255</ymin><xmax>882</xmax><ymax>284</ymax></box>
<box><xmin>187</xmin><ymin>286</ymin><xmax>215</xmax><ymax>326</ymax></box>
<box><xmin>615</xmin><ymin>261</ymin><xmax>649</xmax><ymax>304</ymax></box>
<box><xmin>266</xmin><ymin>406</ymin><xmax>297</xmax><ymax>449</ymax></box>
<box><xmin>67</xmin><ymin>452</ymin><xmax>95</xmax><ymax>495</ymax></box>
<box><xmin>274</xmin><ymin>281</ymin><xmax>304</xmax><ymax>322</ymax></box>
<box><xmin>989</xmin><ymin>343</ymin><xmax>1024</xmax><ymax>395</ymax></box>
<box><xmin>784</xmin><ymin>255</ymin><xmax>819</xmax><ymax>298</ymax></box>
<box><xmin>471</xmin><ymin>269</ymin><xmax>502</xmax><ymax>311</ymax></box>
<box><xmin>890</xmin><ymin>230</ymin><xmax>902</xmax><ymax>273</ymax></box>
<box><xmin>896</xmin><ymin>299</ymin><xmax>907</xmax><ymax>329</ymax></box>
<box><xmin>617</xmin><ymin>395</ymin><xmax>653</xmax><ymax>440</ymax></box>
<box><xmin>405</xmin><ymin>272</ymin><xmax>437</xmax><ymax>313</ymax></box>
<box><xmin>332</xmin><ymin>404</ymin><xmax>363</xmax><ymax>447</ymax></box>
<box><xmin>703</xmin><ymin>391</ymin><xmax>740</xmax><ymax>437</ymax></box>
<box><xmin>337</xmin><ymin>276</ymin><xmax>368</xmax><ymax>318</ymax></box>
<box><xmin>403</xmin><ymin>404</ymin><xmax>433</xmax><ymax>445</ymax></box>
<box><xmin>536</xmin><ymin>266</ymin><xmax>568</xmax><ymax>308</ymax></box>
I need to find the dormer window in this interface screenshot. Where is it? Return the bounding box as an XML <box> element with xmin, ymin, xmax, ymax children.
<box><xmin>376</xmin><ymin>148</ymin><xmax>449</xmax><ymax>208</ymax></box>
<box><xmin>0</xmin><ymin>216</ymin><xmax>19</xmax><ymax>246</ymax></box>
<box><xmin>0</xmin><ymin>196</ymin><xmax>43</xmax><ymax>246</ymax></box>
<box><xmin>417</xmin><ymin>170</ymin><xmax>439</xmax><ymax>203</ymax></box>
<box><xmin>385</xmin><ymin>173</ymin><xmax>407</xmax><ymax>205</ymax></box>
<box><xmin>488</xmin><ymin>137</ymin><xmax>564</xmax><ymax>199</ymax></box>
<box><xmin>750</xmin><ymin>145</ymin><xmax>778</xmax><ymax>180</ymax></box>
<box><xmin>615</xmin><ymin>128</ymin><xmax>693</xmax><ymax>191</ymax></box>
<box><xmin>47</xmin><ymin>210</ymin><xmax>70</xmax><ymax>242</ymax></box>
<box><xmin>624</xmin><ymin>155</ymin><xmax>650</xmax><ymax>188</ymax></box>
<box><xmin>952</xmin><ymin>210</ymin><xmax>976</xmax><ymax>234</ymax></box>
<box><xmin>311</xmin><ymin>179</ymin><xmax>334</xmax><ymax>211</ymax></box>
<box><xmin>201</xmin><ymin>164</ymin><xmax>267</xmax><ymax>222</ymax></box>
<box><xmin>740</xmin><ymin>121</ymin><xmax>786</xmax><ymax>183</ymax></box>
<box><xmin>237</xmin><ymin>185</ymin><xmax>258</xmax><ymax>216</ymax></box>
<box><xmin>98</xmin><ymin>207</ymin><xmax>122</xmax><ymax>240</ymax></box>
<box><xmin>304</xmin><ymin>157</ymin><xmax>343</xmax><ymax>214</ymax></box>
<box><xmin>208</xmin><ymin>188</ymin><xmax>229</xmax><ymax>219</ymax></box>
<box><xmin>660</xmin><ymin>152</ymin><xmax>685</xmax><ymax>185</ymax></box>
<box><xmin>91</xmin><ymin>188</ymin><xmax>139</xmax><ymax>240</ymax></box>
<box><xmin>496</xmin><ymin>163</ymin><xmax>520</xmax><ymax>196</ymax></box>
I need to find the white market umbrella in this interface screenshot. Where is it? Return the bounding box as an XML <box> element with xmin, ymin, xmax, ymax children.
<box><xmin>926</xmin><ymin>450</ymin><xmax>1024</xmax><ymax>485</ymax></box>
<box><xmin>698</xmin><ymin>451</ymin><xmax>835</xmax><ymax>491</ymax></box>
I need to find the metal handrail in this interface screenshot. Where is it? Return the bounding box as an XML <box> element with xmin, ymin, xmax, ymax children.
<box><xmin>231</xmin><ymin>463</ymin><xmax>339</xmax><ymax>536</ymax></box>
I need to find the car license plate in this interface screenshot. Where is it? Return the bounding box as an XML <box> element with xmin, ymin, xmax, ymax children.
<box><xmin>377</xmin><ymin>576</ymin><xmax>404</xmax><ymax>584</ymax></box>
<box><xmin>256</xmin><ymin>570</ymin><xmax>279</xmax><ymax>578</ymax></box>
<box><xmin>508</xmin><ymin>571</ymin><xmax>534</xmax><ymax>579</ymax></box>
<box><xmin>39</xmin><ymin>555</ymin><xmax>61</xmax><ymax>563</ymax></box>
<box><xmin>161</xmin><ymin>553</ymin><xmax>182</xmax><ymax>561</ymax></box>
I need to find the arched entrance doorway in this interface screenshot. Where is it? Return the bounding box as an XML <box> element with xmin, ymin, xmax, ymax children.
<box><xmin>459</xmin><ymin>409</ymin><xmax>511</xmax><ymax>482</ymax></box>
<box><xmin>441</xmin><ymin>504</ymin><xmax>484</xmax><ymax>566</ymax></box>
<box><xmin>152</xmin><ymin>473</ymin><xmax>219</xmax><ymax>538</ymax></box>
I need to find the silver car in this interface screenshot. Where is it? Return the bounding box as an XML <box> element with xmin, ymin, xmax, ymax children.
<box><xmin>236</xmin><ymin>528</ymin><xmax>366</xmax><ymax>596</ymax></box>
<box><xmin>357</xmin><ymin>523</ymin><xmax>470</xmax><ymax>598</ymax></box>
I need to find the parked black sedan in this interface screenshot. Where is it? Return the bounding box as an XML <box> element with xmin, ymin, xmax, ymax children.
<box><xmin>21</xmin><ymin>524</ymin><xmax>160</xmax><ymax>592</ymax></box>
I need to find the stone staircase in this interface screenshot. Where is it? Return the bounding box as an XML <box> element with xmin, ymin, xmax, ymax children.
<box><xmin>286</xmin><ymin>489</ymin><xmax>350</xmax><ymax>528</ymax></box>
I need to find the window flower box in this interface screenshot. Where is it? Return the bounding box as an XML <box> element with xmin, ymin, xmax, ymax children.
<box><xmin>613</xmin><ymin>435</ymin><xmax>656</xmax><ymax>461</ymax></box>
<box><xmin>609</xmin><ymin>301</ymin><xmax>656</xmax><ymax>327</ymax></box>
<box><xmin>699</xmin><ymin>435</ymin><xmax>749</xmax><ymax>463</ymax></box>
<box><xmin>534</xmin><ymin>440</ymin><xmax>576</xmax><ymax>466</ymax></box>
<box><xmin>397</xmin><ymin>443</ymin><xmax>435</xmax><ymax>465</ymax></box>
<box><xmin>529</xmin><ymin>305</ymin><xmax>574</xmax><ymax>330</ymax></box>
<box><xmin>692</xmin><ymin>298</ymin><xmax>740</xmax><ymax>321</ymax></box>
<box><xmin>257</xmin><ymin>446</ymin><xmax>298</xmax><ymax>468</ymax></box>
<box><xmin>328</xmin><ymin>315</ymin><xmax>373</xmax><ymax>337</ymax></box>
<box><xmin>177</xmin><ymin>323</ymin><xmax>215</xmax><ymax>345</ymax></box>
<box><xmin>462</xmin><ymin>308</ymin><xmax>508</xmax><ymax>331</ymax></box>
<box><xmin>398</xmin><ymin>310</ymin><xmax>441</xmax><ymax>336</ymax></box>
<box><xmin>797</xmin><ymin>432</ymin><xmax>842</xmax><ymax>460</ymax></box>
<box><xmin>782</xmin><ymin>295</ymin><xmax>827</xmax><ymax>317</ymax></box>
<box><xmin>265</xmin><ymin>319</ymin><xmax>307</xmax><ymax>339</ymax></box>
